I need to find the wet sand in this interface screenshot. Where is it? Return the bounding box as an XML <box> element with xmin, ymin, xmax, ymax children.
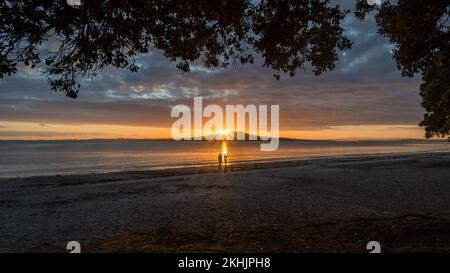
<box><xmin>1</xmin><ymin>152</ymin><xmax>450</xmax><ymax>252</ymax></box>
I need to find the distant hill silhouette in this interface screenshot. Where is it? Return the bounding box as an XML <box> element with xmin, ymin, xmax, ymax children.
<box><xmin>202</xmin><ymin>131</ymin><xmax>301</xmax><ymax>141</ymax></box>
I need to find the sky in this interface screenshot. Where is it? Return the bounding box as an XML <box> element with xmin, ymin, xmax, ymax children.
<box><xmin>0</xmin><ymin>1</ymin><xmax>426</xmax><ymax>140</ymax></box>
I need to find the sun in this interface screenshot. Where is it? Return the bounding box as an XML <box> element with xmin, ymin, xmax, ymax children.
<box><xmin>217</xmin><ymin>130</ymin><xmax>230</xmax><ymax>136</ymax></box>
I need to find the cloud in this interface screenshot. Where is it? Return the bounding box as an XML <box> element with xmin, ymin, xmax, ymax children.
<box><xmin>0</xmin><ymin>10</ymin><xmax>425</xmax><ymax>134</ymax></box>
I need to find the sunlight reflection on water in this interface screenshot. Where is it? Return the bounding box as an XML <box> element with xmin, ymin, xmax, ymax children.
<box><xmin>0</xmin><ymin>140</ymin><xmax>448</xmax><ymax>178</ymax></box>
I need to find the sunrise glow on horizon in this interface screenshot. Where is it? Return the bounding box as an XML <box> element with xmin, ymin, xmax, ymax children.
<box><xmin>0</xmin><ymin>121</ymin><xmax>426</xmax><ymax>141</ymax></box>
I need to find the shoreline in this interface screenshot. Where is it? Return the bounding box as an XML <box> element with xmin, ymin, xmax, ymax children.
<box><xmin>1</xmin><ymin>150</ymin><xmax>448</xmax><ymax>184</ymax></box>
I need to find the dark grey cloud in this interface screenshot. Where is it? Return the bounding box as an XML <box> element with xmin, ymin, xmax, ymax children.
<box><xmin>0</xmin><ymin>5</ymin><xmax>424</xmax><ymax>132</ymax></box>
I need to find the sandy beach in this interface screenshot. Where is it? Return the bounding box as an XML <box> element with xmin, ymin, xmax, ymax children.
<box><xmin>1</xmin><ymin>151</ymin><xmax>450</xmax><ymax>252</ymax></box>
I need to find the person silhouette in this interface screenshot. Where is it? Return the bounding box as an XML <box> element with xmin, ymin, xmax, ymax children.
<box><xmin>218</xmin><ymin>152</ymin><xmax>223</xmax><ymax>167</ymax></box>
<box><xmin>224</xmin><ymin>153</ymin><xmax>229</xmax><ymax>165</ymax></box>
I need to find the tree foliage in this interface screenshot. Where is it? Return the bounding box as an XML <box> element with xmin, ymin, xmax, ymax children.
<box><xmin>0</xmin><ymin>0</ymin><xmax>351</xmax><ymax>98</ymax></box>
<box><xmin>356</xmin><ymin>0</ymin><xmax>450</xmax><ymax>138</ymax></box>
<box><xmin>419</xmin><ymin>59</ymin><xmax>450</xmax><ymax>138</ymax></box>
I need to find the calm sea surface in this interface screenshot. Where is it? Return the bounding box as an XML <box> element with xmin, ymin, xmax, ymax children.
<box><xmin>0</xmin><ymin>140</ymin><xmax>448</xmax><ymax>178</ymax></box>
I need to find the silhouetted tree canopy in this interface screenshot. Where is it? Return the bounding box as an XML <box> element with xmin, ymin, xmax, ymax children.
<box><xmin>419</xmin><ymin>59</ymin><xmax>450</xmax><ymax>138</ymax></box>
<box><xmin>356</xmin><ymin>0</ymin><xmax>450</xmax><ymax>138</ymax></box>
<box><xmin>0</xmin><ymin>0</ymin><xmax>350</xmax><ymax>98</ymax></box>
<box><xmin>1</xmin><ymin>0</ymin><xmax>450</xmax><ymax>138</ymax></box>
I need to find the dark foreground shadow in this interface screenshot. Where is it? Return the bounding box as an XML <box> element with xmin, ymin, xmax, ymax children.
<box><xmin>83</xmin><ymin>214</ymin><xmax>450</xmax><ymax>253</ymax></box>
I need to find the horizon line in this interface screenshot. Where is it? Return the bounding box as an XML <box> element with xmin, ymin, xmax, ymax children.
<box><xmin>0</xmin><ymin>137</ymin><xmax>443</xmax><ymax>142</ymax></box>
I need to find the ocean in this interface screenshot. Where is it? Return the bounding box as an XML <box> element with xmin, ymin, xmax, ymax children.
<box><xmin>0</xmin><ymin>140</ymin><xmax>448</xmax><ymax>178</ymax></box>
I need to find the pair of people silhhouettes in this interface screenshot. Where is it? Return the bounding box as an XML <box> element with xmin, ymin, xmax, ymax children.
<box><xmin>218</xmin><ymin>152</ymin><xmax>229</xmax><ymax>167</ymax></box>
